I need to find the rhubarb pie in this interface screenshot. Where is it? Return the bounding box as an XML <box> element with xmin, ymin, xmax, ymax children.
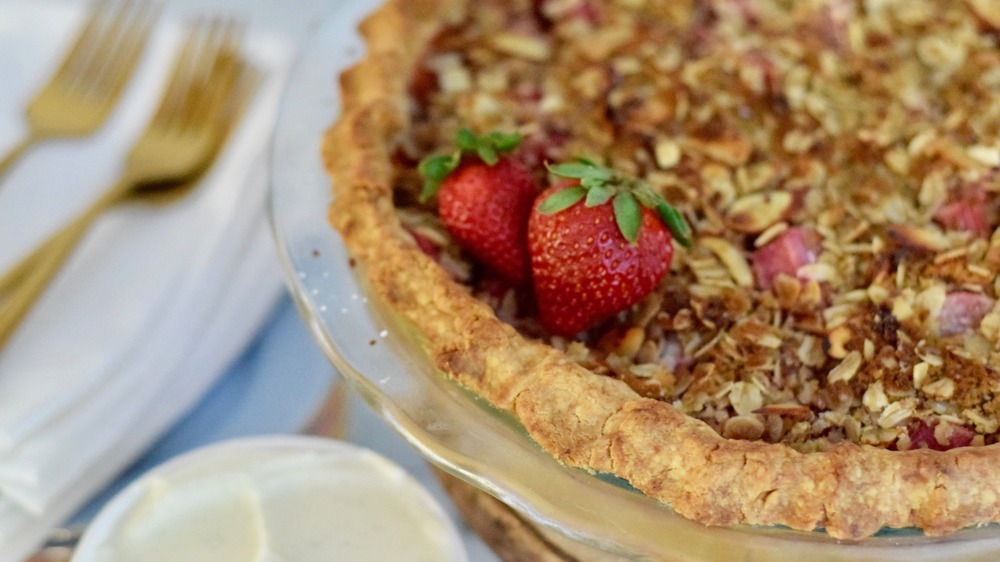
<box><xmin>324</xmin><ymin>0</ymin><xmax>1000</xmax><ymax>539</ymax></box>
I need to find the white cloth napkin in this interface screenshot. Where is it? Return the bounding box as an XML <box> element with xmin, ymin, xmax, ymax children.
<box><xmin>0</xmin><ymin>2</ymin><xmax>294</xmax><ymax>558</ymax></box>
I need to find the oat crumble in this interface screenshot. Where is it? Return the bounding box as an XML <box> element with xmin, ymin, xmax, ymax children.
<box><xmin>395</xmin><ymin>0</ymin><xmax>1000</xmax><ymax>453</ymax></box>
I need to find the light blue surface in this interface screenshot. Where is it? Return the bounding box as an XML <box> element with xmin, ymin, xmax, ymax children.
<box><xmin>69</xmin><ymin>292</ymin><xmax>336</xmax><ymax>524</ymax></box>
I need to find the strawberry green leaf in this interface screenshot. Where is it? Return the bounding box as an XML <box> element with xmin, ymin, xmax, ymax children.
<box><xmin>546</xmin><ymin>162</ymin><xmax>592</xmax><ymax>179</ymax></box>
<box><xmin>420</xmin><ymin>154</ymin><xmax>457</xmax><ymax>181</ymax></box>
<box><xmin>454</xmin><ymin>128</ymin><xmax>521</xmax><ymax>166</ymax></box>
<box><xmin>477</xmin><ymin>144</ymin><xmax>499</xmax><ymax>166</ymax></box>
<box><xmin>456</xmin><ymin>128</ymin><xmax>479</xmax><ymax>151</ymax></box>
<box><xmin>613</xmin><ymin>192</ymin><xmax>642</xmax><ymax>244</ymax></box>
<box><xmin>580</xmin><ymin>175</ymin><xmax>607</xmax><ymax>191</ymax></box>
<box><xmin>584</xmin><ymin>185</ymin><xmax>613</xmax><ymax>207</ymax></box>
<box><xmin>632</xmin><ymin>184</ymin><xmax>661</xmax><ymax>209</ymax></box>
<box><xmin>416</xmin><ymin>128</ymin><xmax>523</xmax><ymax>201</ymax></box>
<box><xmin>538</xmin><ymin>186</ymin><xmax>587</xmax><ymax>214</ymax></box>
<box><xmin>486</xmin><ymin>131</ymin><xmax>522</xmax><ymax>152</ymax></box>
<box><xmin>418</xmin><ymin>153</ymin><xmax>460</xmax><ymax>202</ymax></box>
<box><xmin>547</xmin><ymin>161</ymin><xmax>613</xmax><ymax>181</ymax></box>
<box><xmin>420</xmin><ymin>180</ymin><xmax>439</xmax><ymax>203</ymax></box>
<box><xmin>657</xmin><ymin>202</ymin><xmax>692</xmax><ymax>248</ymax></box>
<box><xmin>545</xmin><ymin>155</ymin><xmax>696</xmax><ymax>246</ymax></box>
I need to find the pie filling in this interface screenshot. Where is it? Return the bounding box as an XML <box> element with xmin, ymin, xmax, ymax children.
<box><xmin>390</xmin><ymin>0</ymin><xmax>1000</xmax><ymax>453</ymax></box>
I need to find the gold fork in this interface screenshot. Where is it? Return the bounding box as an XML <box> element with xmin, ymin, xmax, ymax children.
<box><xmin>0</xmin><ymin>0</ymin><xmax>158</xmax><ymax>181</ymax></box>
<box><xmin>0</xmin><ymin>19</ymin><xmax>254</xmax><ymax>350</ymax></box>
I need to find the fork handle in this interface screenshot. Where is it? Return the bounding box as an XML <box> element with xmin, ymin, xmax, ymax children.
<box><xmin>0</xmin><ymin>177</ymin><xmax>127</xmax><ymax>349</ymax></box>
<box><xmin>0</xmin><ymin>232</ymin><xmax>76</xmax><ymax>349</ymax></box>
<box><xmin>0</xmin><ymin>170</ymin><xmax>137</xmax><ymax>294</ymax></box>
<box><xmin>0</xmin><ymin>130</ymin><xmax>43</xmax><ymax>184</ymax></box>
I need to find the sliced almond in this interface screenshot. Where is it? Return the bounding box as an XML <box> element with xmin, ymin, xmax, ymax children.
<box><xmin>981</xmin><ymin>306</ymin><xmax>1000</xmax><ymax>343</ymax></box>
<box><xmin>862</xmin><ymin>381</ymin><xmax>889</xmax><ymax>413</ymax></box>
<box><xmin>923</xmin><ymin>378</ymin><xmax>956</xmax><ymax>400</ymax></box>
<box><xmin>967</xmin><ymin>144</ymin><xmax>1000</xmax><ymax>167</ymax></box>
<box><xmin>725</xmin><ymin>191</ymin><xmax>793</xmax><ymax>234</ymax></box>
<box><xmin>576</xmin><ymin>25</ymin><xmax>633</xmax><ymax>61</ymax></box>
<box><xmin>426</xmin><ymin>54</ymin><xmax>472</xmax><ymax>94</ymax></box>
<box><xmin>489</xmin><ymin>33</ymin><xmax>551</xmax><ymax>61</ymax></box>
<box><xmin>685</xmin><ymin>135</ymin><xmax>752</xmax><ymax>167</ymax></box>
<box><xmin>757</xmin><ymin>333</ymin><xmax>783</xmax><ymax>349</ymax></box>
<box><xmin>615</xmin><ymin>326</ymin><xmax>646</xmax><ymax>360</ymax></box>
<box><xmin>729</xmin><ymin>381</ymin><xmax>764</xmax><ymax>416</ymax></box>
<box><xmin>800</xmin><ymin>280</ymin><xmax>824</xmax><ymax>308</ymax></box>
<box><xmin>966</xmin><ymin>0</ymin><xmax>1000</xmax><ymax>30</ymax></box>
<box><xmin>796</xmin><ymin>335</ymin><xmax>827</xmax><ymax>367</ymax></box>
<box><xmin>754</xmin><ymin>403</ymin><xmax>812</xmax><ymax>418</ymax></box>
<box><xmin>828</xmin><ymin>351</ymin><xmax>863</xmax><ymax>384</ymax></box>
<box><xmin>700</xmin><ymin>237</ymin><xmax>754</xmax><ymax>287</ymax></box>
<box><xmin>773</xmin><ymin>274</ymin><xmax>802</xmax><ymax>309</ymax></box>
<box><xmin>653</xmin><ymin>138</ymin><xmax>682</xmax><ymax>169</ymax></box>
<box><xmin>755</xmin><ymin>221</ymin><xmax>790</xmax><ymax>247</ymax></box>
<box><xmin>964</xmin><ymin>408</ymin><xmax>1000</xmax><ymax>434</ymax></box>
<box><xmin>878</xmin><ymin>398</ymin><xmax>916</xmax><ymax>429</ymax></box>
<box><xmin>863</xmin><ymin>338</ymin><xmax>875</xmax><ymax>361</ymax></box>
<box><xmin>886</xmin><ymin>224</ymin><xmax>948</xmax><ymax>253</ymax></box>
<box><xmin>826</xmin><ymin>325</ymin><xmax>854</xmax><ymax>359</ymax></box>
<box><xmin>932</xmin><ymin>138</ymin><xmax>983</xmax><ymax>169</ymax></box>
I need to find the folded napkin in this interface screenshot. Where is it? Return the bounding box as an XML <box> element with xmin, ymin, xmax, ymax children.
<box><xmin>0</xmin><ymin>2</ymin><xmax>294</xmax><ymax>558</ymax></box>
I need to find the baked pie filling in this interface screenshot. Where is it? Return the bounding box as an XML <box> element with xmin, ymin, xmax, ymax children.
<box><xmin>327</xmin><ymin>0</ymin><xmax>1000</xmax><ymax>539</ymax></box>
<box><xmin>398</xmin><ymin>0</ymin><xmax>1000</xmax><ymax>453</ymax></box>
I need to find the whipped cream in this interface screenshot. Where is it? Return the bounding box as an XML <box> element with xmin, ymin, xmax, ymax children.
<box><xmin>73</xmin><ymin>436</ymin><xmax>467</xmax><ymax>562</ymax></box>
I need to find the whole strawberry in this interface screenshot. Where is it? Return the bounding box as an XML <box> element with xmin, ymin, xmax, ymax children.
<box><xmin>528</xmin><ymin>161</ymin><xmax>691</xmax><ymax>337</ymax></box>
<box><xmin>419</xmin><ymin>129</ymin><xmax>538</xmax><ymax>285</ymax></box>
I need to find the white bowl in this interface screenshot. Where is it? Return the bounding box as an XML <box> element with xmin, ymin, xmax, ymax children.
<box><xmin>71</xmin><ymin>435</ymin><xmax>468</xmax><ymax>562</ymax></box>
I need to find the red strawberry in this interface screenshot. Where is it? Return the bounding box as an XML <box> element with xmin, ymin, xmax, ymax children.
<box><xmin>527</xmin><ymin>161</ymin><xmax>691</xmax><ymax>337</ymax></box>
<box><xmin>419</xmin><ymin>129</ymin><xmax>539</xmax><ymax>285</ymax></box>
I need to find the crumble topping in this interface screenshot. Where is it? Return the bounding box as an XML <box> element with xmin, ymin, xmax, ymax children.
<box><xmin>394</xmin><ymin>0</ymin><xmax>1000</xmax><ymax>453</ymax></box>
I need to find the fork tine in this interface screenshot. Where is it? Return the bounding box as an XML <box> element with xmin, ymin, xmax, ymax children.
<box><xmin>1</xmin><ymin>21</ymin><xmax>255</xmax><ymax>344</ymax></box>
<box><xmin>90</xmin><ymin>1</ymin><xmax>159</xmax><ymax>107</ymax></box>
<box><xmin>63</xmin><ymin>0</ymin><xmax>137</xmax><ymax>93</ymax></box>
<box><xmin>216</xmin><ymin>61</ymin><xmax>258</xmax><ymax>137</ymax></box>
<box><xmin>185</xmin><ymin>19</ymin><xmax>229</xmax><ymax>109</ymax></box>
<box><xmin>157</xmin><ymin>18</ymin><xmax>242</xmax><ymax>130</ymax></box>
<box><xmin>149</xmin><ymin>19</ymin><xmax>204</xmax><ymax>128</ymax></box>
<box><xmin>74</xmin><ymin>0</ymin><xmax>132</xmax><ymax>86</ymax></box>
<box><xmin>0</xmin><ymin>0</ymin><xmax>149</xmax><ymax>181</ymax></box>
<box><xmin>182</xmin><ymin>19</ymin><xmax>242</xmax><ymax>128</ymax></box>
<box><xmin>174</xmin><ymin>18</ymin><xmax>219</xmax><ymax>127</ymax></box>
<box><xmin>78</xmin><ymin>1</ymin><xmax>157</xmax><ymax>98</ymax></box>
<box><xmin>46</xmin><ymin>0</ymin><xmax>114</xmax><ymax>86</ymax></box>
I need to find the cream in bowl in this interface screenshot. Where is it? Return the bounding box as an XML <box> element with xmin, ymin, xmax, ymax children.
<box><xmin>72</xmin><ymin>435</ymin><xmax>467</xmax><ymax>562</ymax></box>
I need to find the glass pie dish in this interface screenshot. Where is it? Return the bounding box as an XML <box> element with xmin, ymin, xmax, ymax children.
<box><xmin>267</xmin><ymin>2</ymin><xmax>1000</xmax><ymax>560</ymax></box>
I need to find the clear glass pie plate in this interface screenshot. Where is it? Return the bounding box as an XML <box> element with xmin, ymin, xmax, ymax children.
<box><xmin>267</xmin><ymin>2</ymin><xmax>1000</xmax><ymax>560</ymax></box>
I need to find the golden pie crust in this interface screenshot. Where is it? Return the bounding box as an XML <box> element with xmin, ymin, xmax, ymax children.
<box><xmin>324</xmin><ymin>0</ymin><xmax>1000</xmax><ymax>539</ymax></box>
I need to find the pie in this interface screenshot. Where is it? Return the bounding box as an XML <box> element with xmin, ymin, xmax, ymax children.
<box><xmin>324</xmin><ymin>0</ymin><xmax>1000</xmax><ymax>539</ymax></box>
